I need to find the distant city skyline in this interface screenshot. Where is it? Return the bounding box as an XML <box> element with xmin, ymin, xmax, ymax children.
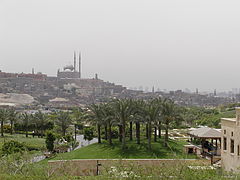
<box><xmin>1</xmin><ymin>0</ymin><xmax>240</xmax><ymax>92</ymax></box>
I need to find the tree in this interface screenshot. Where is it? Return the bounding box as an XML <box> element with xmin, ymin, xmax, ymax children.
<box><xmin>0</xmin><ymin>109</ymin><xmax>9</xmax><ymax>137</ymax></box>
<box><xmin>34</xmin><ymin>111</ymin><xmax>48</xmax><ymax>138</ymax></box>
<box><xmin>83</xmin><ymin>127</ymin><xmax>94</xmax><ymax>144</ymax></box>
<box><xmin>45</xmin><ymin>131</ymin><xmax>56</xmax><ymax>152</ymax></box>
<box><xmin>153</xmin><ymin>98</ymin><xmax>163</xmax><ymax>142</ymax></box>
<box><xmin>162</xmin><ymin>99</ymin><xmax>178</xmax><ymax>147</ymax></box>
<box><xmin>8</xmin><ymin>109</ymin><xmax>18</xmax><ymax>135</ymax></box>
<box><xmin>88</xmin><ymin>104</ymin><xmax>105</xmax><ymax>144</ymax></box>
<box><xmin>72</xmin><ymin>108</ymin><xmax>86</xmax><ymax>141</ymax></box>
<box><xmin>56</xmin><ymin>111</ymin><xmax>72</xmax><ymax>136</ymax></box>
<box><xmin>102</xmin><ymin>103</ymin><xmax>116</xmax><ymax>145</ymax></box>
<box><xmin>132</xmin><ymin>99</ymin><xmax>145</xmax><ymax>145</ymax></box>
<box><xmin>21</xmin><ymin>113</ymin><xmax>32</xmax><ymax>138</ymax></box>
<box><xmin>142</xmin><ymin>99</ymin><xmax>161</xmax><ymax>150</ymax></box>
<box><xmin>113</xmin><ymin>99</ymin><xmax>133</xmax><ymax>150</ymax></box>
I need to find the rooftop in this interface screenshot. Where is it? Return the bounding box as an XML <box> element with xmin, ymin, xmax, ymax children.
<box><xmin>188</xmin><ymin>127</ymin><xmax>221</xmax><ymax>139</ymax></box>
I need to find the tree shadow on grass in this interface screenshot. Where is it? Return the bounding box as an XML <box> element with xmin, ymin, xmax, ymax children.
<box><xmin>86</xmin><ymin>138</ymin><xmax>188</xmax><ymax>159</ymax></box>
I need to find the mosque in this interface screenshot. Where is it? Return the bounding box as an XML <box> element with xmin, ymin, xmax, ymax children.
<box><xmin>57</xmin><ymin>52</ymin><xmax>82</xmax><ymax>79</ymax></box>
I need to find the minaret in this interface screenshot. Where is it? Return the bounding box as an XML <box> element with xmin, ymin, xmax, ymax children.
<box><xmin>95</xmin><ymin>73</ymin><xmax>98</xmax><ymax>80</ymax></box>
<box><xmin>79</xmin><ymin>52</ymin><xmax>81</xmax><ymax>79</ymax></box>
<box><xmin>152</xmin><ymin>86</ymin><xmax>155</xmax><ymax>93</ymax></box>
<box><xmin>74</xmin><ymin>51</ymin><xmax>76</xmax><ymax>72</ymax></box>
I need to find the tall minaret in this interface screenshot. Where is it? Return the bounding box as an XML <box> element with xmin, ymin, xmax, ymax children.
<box><xmin>214</xmin><ymin>89</ymin><xmax>217</xmax><ymax>96</ymax></box>
<box><xmin>79</xmin><ymin>52</ymin><xmax>81</xmax><ymax>79</ymax></box>
<box><xmin>152</xmin><ymin>86</ymin><xmax>155</xmax><ymax>93</ymax></box>
<box><xmin>74</xmin><ymin>51</ymin><xmax>76</xmax><ymax>72</ymax></box>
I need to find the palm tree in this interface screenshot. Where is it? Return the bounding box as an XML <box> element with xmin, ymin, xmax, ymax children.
<box><xmin>88</xmin><ymin>104</ymin><xmax>105</xmax><ymax>144</ymax></box>
<box><xmin>113</xmin><ymin>99</ymin><xmax>133</xmax><ymax>150</ymax></box>
<box><xmin>21</xmin><ymin>113</ymin><xmax>31</xmax><ymax>138</ymax></box>
<box><xmin>8</xmin><ymin>109</ymin><xmax>18</xmax><ymax>135</ymax></box>
<box><xmin>56</xmin><ymin>111</ymin><xmax>72</xmax><ymax>136</ymax></box>
<box><xmin>162</xmin><ymin>99</ymin><xmax>178</xmax><ymax>147</ymax></box>
<box><xmin>0</xmin><ymin>109</ymin><xmax>9</xmax><ymax>137</ymax></box>
<box><xmin>102</xmin><ymin>103</ymin><xmax>116</xmax><ymax>145</ymax></box>
<box><xmin>153</xmin><ymin>98</ymin><xmax>163</xmax><ymax>142</ymax></box>
<box><xmin>34</xmin><ymin>111</ymin><xmax>48</xmax><ymax>138</ymax></box>
<box><xmin>72</xmin><ymin>108</ymin><xmax>86</xmax><ymax>141</ymax></box>
<box><xmin>132</xmin><ymin>99</ymin><xmax>145</xmax><ymax>145</ymax></box>
<box><xmin>143</xmin><ymin>99</ymin><xmax>161</xmax><ymax>150</ymax></box>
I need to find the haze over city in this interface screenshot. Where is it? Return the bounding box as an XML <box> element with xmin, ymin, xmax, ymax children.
<box><xmin>1</xmin><ymin>0</ymin><xmax>240</xmax><ymax>91</ymax></box>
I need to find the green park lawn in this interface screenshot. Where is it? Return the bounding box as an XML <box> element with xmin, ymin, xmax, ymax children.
<box><xmin>0</xmin><ymin>134</ymin><xmax>196</xmax><ymax>160</ymax></box>
<box><xmin>51</xmin><ymin>138</ymin><xmax>196</xmax><ymax>160</ymax></box>
<box><xmin>0</xmin><ymin>133</ymin><xmax>46</xmax><ymax>151</ymax></box>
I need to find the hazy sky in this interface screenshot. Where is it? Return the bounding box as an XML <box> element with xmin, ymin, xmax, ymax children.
<box><xmin>1</xmin><ymin>0</ymin><xmax>240</xmax><ymax>91</ymax></box>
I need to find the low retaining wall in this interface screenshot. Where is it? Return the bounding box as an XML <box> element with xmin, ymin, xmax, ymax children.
<box><xmin>48</xmin><ymin>159</ymin><xmax>209</xmax><ymax>176</ymax></box>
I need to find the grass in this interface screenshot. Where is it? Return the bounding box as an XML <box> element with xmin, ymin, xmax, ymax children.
<box><xmin>50</xmin><ymin>138</ymin><xmax>196</xmax><ymax>160</ymax></box>
<box><xmin>0</xmin><ymin>133</ymin><xmax>46</xmax><ymax>151</ymax></box>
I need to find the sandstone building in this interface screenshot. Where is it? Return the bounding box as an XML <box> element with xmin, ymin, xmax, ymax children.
<box><xmin>221</xmin><ymin>108</ymin><xmax>240</xmax><ymax>171</ymax></box>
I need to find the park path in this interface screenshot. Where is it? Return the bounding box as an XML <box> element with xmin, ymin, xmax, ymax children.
<box><xmin>74</xmin><ymin>135</ymin><xmax>98</xmax><ymax>150</ymax></box>
<box><xmin>32</xmin><ymin>135</ymin><xmax>97</xmax><ymax>163</ymax></box>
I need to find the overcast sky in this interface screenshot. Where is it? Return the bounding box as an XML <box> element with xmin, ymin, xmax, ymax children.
<box><xmin>1</xmin><ymin>0</ymin><xmax>240</xmax><ymax>92</ymax></box>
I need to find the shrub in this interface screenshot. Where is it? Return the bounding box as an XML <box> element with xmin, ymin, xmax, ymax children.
<box><xmin>111</xmin><ymin>127</ymin><xmax>119</xmax><ymax>139</ymax></box>
<box><xmin>83</xmin><ymin>127</ymin><xmax>94</xmax><ymax>142</ymax></box>
<box><xmin>63</xmin><ymin>134</ymin><xmax>74</xmax><ymax>143</ymax></box>
<box><xmin>54</xmin><ymin>144</ymin><xmax>69</xmax><ymax>153</ymax></box>
<box><xmin>1</xmin><ymin>140</ymin><xmax>26</xmax><ymax>156</ymax></box>
<box><xmin>72</xmin><ymin>141</ymin><xmax>79</xmax><ymax>150</ymax></box>
<box><xmin>3</xmin><ymin>124</ymin><xmax>11</xmax><ymax>133</ymax></box>
<box><xmin>45</xmin><ymin>131</ymin><xmax>56</xmax><ymax>152</ymax></box>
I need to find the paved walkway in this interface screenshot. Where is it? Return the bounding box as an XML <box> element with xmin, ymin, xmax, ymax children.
<box><xmin>32</xmin><ymin>135</ymin><xmax>98</xmax><ymax>163</ymax></box>
<box><xmin>75</xmin><ymin>135</ymin><xmax>98</xmax><ymax>150</ymax></box>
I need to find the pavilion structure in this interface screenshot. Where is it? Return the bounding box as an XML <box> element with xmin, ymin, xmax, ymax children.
<box><xmin>188</xmin><ymin>127</ymin><xmax>221</xmax><ymax>157</ymax></box>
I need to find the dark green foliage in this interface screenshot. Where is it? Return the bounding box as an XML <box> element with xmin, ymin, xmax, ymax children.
<box><xmin>83</xmin><ymin>127</ymin><xmax>94</xmax><ymax>142</ymax></box>
<box><xmin>44</xmin><ymin>121</ymin><xmax>54</xmax><ymax>130</ymax></box>
<box><xmin>194</xmin><ymin>110</ymin><xmax>234</xmax><ymax>128</ymax></box>
<box><xmin>110</xmin><ymin>127</ymin><xmax>119</xmax><ymax>139</ymax></box>
<box><xmin>63</xmin><ymin>134</ymin><xmax>74</xmax><ymax>143</ymax></box>
<box><xmin>3</xmin><ymin>124</ymin><xmax>11</xmax><ymax>133</ymax></box>
<box><xmin>1</xmin><ymin>140</ymin><xmax>26</xmax><ymax>155</ymax></box>
<box><xmin>0</xmin><ymin>109</ymin><xmax>9</xmax><ymax>137</ymax></box>
<box><xmin>56</xmin><ymin>111</ymin><xmax>72</xmax><ymax>136</ymax></box>
<box><xmin>45</xmin><ymin>131</ymin><xmax>56</xmax><ymax>152</ymax></box>
<box><xmin>76</xmin><ymin>124</ymin><xmax>83</xmax><ymax>130</ymax></box>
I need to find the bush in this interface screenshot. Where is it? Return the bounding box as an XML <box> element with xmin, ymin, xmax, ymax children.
<box><xmin>1</xmin><ymin>140</ymin><xmax>27</xmax><ymax>156</ymax></box>
<box><xmin>3</xmin><ymin>124</ymin><xmax>11</xmax><ymax>133</ymax></box>
<box><xmin>111</xmin><ymin>127</ymin><xmax>119</xmax><ymax>139</ymax></box>
<box><xmin>63</xmin><ymin>134</ymin><xmax>74</xmax><ymax>143</ymax></box>
<box><xmin>83</xmin><ymin>127</ymin><xmax>94</xmax><ymax>142</ymax></box>
<box><xmin>72</xmin><ymin>141</ymin><xmax>79</xmax><ymax>150</ymax></box>
<box><xmin>45</xmin><ymin>131</ymin><xmax>56</xmax><ymax>152</ymax></box>
<box><xmin>54</xmin><ymin>144</ymin><xmax>69</xmax><ymax>153</ymax></box>
<box><xmin>25</xmin><ymin>145</ymin><xmax>41</xmax><ymax>151</ymax></box>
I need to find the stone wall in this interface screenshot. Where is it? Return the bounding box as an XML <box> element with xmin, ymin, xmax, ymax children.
<box><xmin>57</xmin><ymin>71</ymin><xmax>80</xmax><ymax>79</ymax></box>
<box><xmin>48</xmin><ymin>159</ymin><xmax>209</xmax><ymax>176</ymax></box>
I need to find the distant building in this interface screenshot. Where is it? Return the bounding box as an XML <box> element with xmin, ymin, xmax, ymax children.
<box><xmin>57</xmin><ymin>52</ymin><xmax>81</xmax><ymax>79</ymax></box>
<box><xmin>221</xmin><ymin>108</ymin><xmax>240</xmax><ymax>171</ymax></box>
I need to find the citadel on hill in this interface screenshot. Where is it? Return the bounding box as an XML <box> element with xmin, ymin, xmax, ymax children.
<box><xmin>0</xmin><ymin>53</ymin><xmax>236</xmax><ymax>108</ymax></box>
<box><xmin>0</xmin><ymin>53</ymin><xmax>126</xmax><ymax>108</ymax></box>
